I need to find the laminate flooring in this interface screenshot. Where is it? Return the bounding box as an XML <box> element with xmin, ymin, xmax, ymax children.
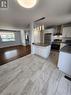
<box><xmin>0</xmin><ymin>51</ymin><xmax>71</xmax><ymax>95</ymax></box>
<box><xmin>0</xmin><ymin>45</ymin><xmax>31</xmax><ymax>66</ymax></box>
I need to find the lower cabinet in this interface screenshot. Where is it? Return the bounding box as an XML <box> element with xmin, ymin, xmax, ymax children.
<box><xmin>58</xmin><ymin>52</ymin><xmax>71</xmax><ymax>76</ymax></box>
<box><xmin>31</xmin><ymin>44</ymin><xmax>51</xmax><ymax>59</ymax></box>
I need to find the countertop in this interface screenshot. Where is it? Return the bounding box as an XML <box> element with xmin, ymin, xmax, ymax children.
<box><xmin>60</xmin><ymin>45</ymin><xmax>71</xmax><ymax>54</ymax></box>
<box><xmin>52</xmin><ymin>41</ymin><xmax>71</xmax><ymax>45</ymax></box>
<box><xmin>32</xmin><ymin>43</ymin><xmax>51</xmax><ymax>47</ymax></box>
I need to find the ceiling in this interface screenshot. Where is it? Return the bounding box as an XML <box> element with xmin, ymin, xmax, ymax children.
<box><xmin>0</xmin><ymin>0</ymin><xmax>71</xmax><ymax>28</ymax></box>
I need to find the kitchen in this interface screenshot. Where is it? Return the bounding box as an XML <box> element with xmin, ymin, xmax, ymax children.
<box><xmin>31</xmin><ymin>23</ymin><xmax>71</xmax><ymax>80</ymax></box>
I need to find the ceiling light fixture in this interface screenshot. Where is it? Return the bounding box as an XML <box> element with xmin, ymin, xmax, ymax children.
<box><xmin>17</xmin><ymin>0</ymin><xmax>37</xmax><ymax>8</ymax></box>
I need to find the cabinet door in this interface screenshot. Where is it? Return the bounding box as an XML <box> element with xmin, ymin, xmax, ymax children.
<box><xmin>58</xmin><ymin>52</ymin><xmax>71</xmax><ymax>76</ymax></box>
<box><xmin>39</xmin><ymin>46</ymin><xmax>51</xmax><ymax>58</ymax></box>
<box><xmin>35</xmin><ymin>46</ymin><xmax>39</xmax><ymax>55</ymax></box>
<box><xmin>63</xmin><ymin>27</ymin><xmax>71</xmax><ymax>37</ymax></box>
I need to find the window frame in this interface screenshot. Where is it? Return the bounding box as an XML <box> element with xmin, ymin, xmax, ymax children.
<box><xmin>0</xmin><ymin>31</ymin><xmax>16</xmax><ymax>42</ymax></box>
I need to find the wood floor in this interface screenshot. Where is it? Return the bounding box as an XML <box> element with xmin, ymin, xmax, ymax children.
<box><xmin>0</xmin><ymin>45</ymin><xmax>31</xmax><ymax>66</ymax></box>
<box><xmin>0</xmin><ymin>52</ymin><xmax>71</xmax><ymax>95</ymax></box>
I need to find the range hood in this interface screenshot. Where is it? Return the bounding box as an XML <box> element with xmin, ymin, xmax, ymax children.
<box><xmin>54</xmin><ymin>25</ymin><xmax>62</xmax><ymax>35</ymax></box>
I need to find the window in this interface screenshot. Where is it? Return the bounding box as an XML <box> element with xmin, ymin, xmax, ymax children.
<box><xmin>0</xmin><ymin>0</ymin><xmax>7</xmax><ymax>8</ymax></box>
<box><xmin>0</xmin><ymin>32</ymin><xmax>15</xmax><ymax>42</ymax></box>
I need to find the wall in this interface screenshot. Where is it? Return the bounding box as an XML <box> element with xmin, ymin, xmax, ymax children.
<box><xmin>33</xmin><ymin>28</ymin><xmax>40</xmax><ymax>43</ymax></box>
<box><xmin>20</xmin><ymin>29</ymin><xmax>26</xmax><ymax>46</ymax></box>
<box><xmin>0</xmin><ymin>31</ymin><xmax>22</xmax><ymax>48</ymax></box>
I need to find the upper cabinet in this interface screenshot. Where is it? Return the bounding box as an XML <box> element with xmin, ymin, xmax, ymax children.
<box><xmin>63</xmin><ymin>27</ymin><xmax>71</xmax><ymax>37</ymax></box>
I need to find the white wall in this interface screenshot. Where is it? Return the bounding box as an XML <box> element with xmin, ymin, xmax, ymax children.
<box><xmin>30</xmin><ymin>23</ymin><xmax>34</xmax><ymax>44</ymax></box>
<box><xmin>20</xmin><ymin>29</ymin><xmax>26</xmax><ymax>46</ymax></box>
<box><xmin>30</xmin><ymin>23</ymin><xmax>40</xmax><ymax>44</ymax></box>
<box><xmin>33</xmin><ymin>29</ymin><xmax>40</xmax><ymax>43</ymax></box>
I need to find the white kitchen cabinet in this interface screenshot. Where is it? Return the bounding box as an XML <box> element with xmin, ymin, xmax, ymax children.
<box><xmin>31</xmin><ymin>44</ymin><xmax>51</xmax><ymax>58</ymax></box>
<box><xmin>63</xmin><ymin>27</ymin><xmax>71</xmax><ymax>37</ymax></box>
<box><xmin>58</xmin><ymin>52</ymin><xmax>71</xmax><ymax>76</ymax></box>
